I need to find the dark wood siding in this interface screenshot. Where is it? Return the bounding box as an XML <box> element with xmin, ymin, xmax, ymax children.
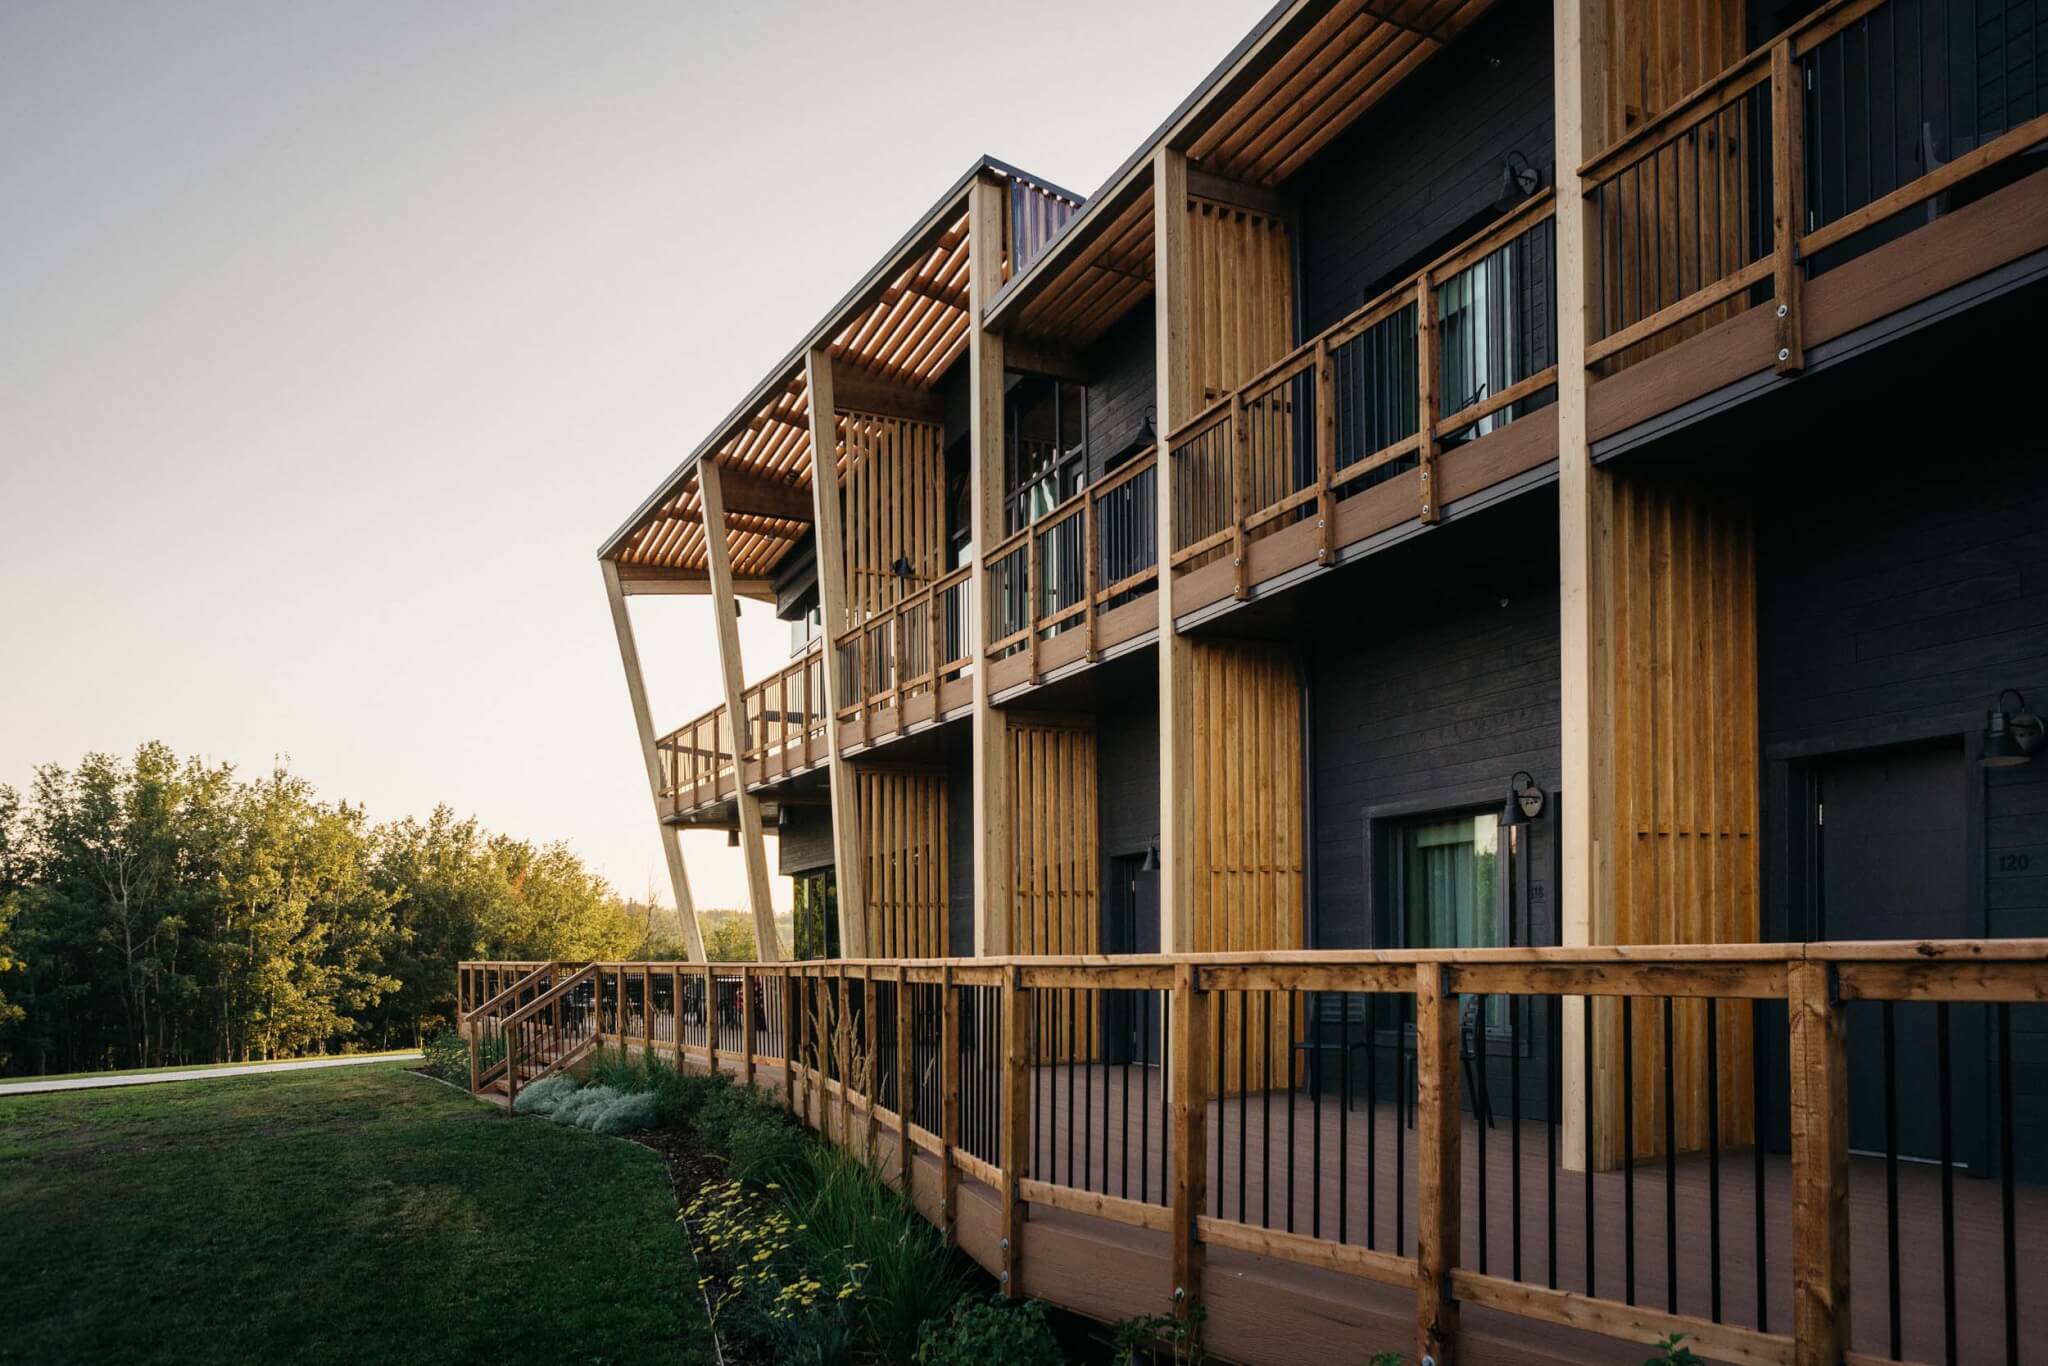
<box><xmin>1084</xmin><ymin>306</ymin><xmax>1157</xmax><ymax>485</ymax></box>
<box><xmin>947</xmin><ymin>738</ymin><xmax>974</xmax><ymax>954</ymax></box>
<box><xmin>1305</xmin><ymin>498</ymin><xmax>1563</xmax><ymax>950</ymax></box>
<box><xmin>1097</xmin><ymin>684</ymin><xmax>1161</xmax><ymax>868</ymax></box>
<box><xmin>1292</xmin><ymin>0</ymin><xmax>1556</xmax><ymax>338</ymax></box>
<box><xmin>777</xmin><ymin>802</ymin><xmax>834</xmax><ymax>877</ymax></box>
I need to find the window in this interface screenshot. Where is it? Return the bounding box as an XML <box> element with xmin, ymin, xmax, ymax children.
<box><xmin>1397</xmin><ymin>811</ymin><xmax>1505</xmax><ymax>1029</ymax></box>
<box><xmin>1003</xmin><ymin>374</ymin><xmax>1087</xmax><ymax>535</ymax></box>
<box><xmin>1436</xmin><ymin>246</ymin><xmax>1519</xmax><ymax>440</ymax></box>
<box><xmin>791</xmin><ymin>869</ymin><xmax>838</xmax><ymax>960</ymax></box>
<box><xmin>788</xmin><ymin>602</ymin><xmax>821</xmax><ymax>658</ymax></box>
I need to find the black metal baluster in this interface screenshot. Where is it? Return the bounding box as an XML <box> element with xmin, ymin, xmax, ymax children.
<box><xmin>1664</xmin><ymin>996</ymin><xmax>1678</xmax><ymax>1315</ymax></box>
<box><xmin>1885</xmin><ymin>999</ymin><xmax>1901</xmax><ymax>1360</ymax></box>
<box><xmin>1339</xmin><ymin>992</ymin><xmax>1351</xmax><ymax>1245</ymax></box>
<box><xmin>1159</xmin><ymin>991</ymin><xmax>1171</xmax><ymax>1206</ymax></box>
<box><xmin>1396</xmin><ymin>994</ymin><xmax>1406</xmax><ymax>1256</ymax></box>
<box><xmin>1066</xmin><ymin>987</ymin><xmax>1077</xmax><ymax>1188</ymax></box>
<box><xmin>1239</xmin><ymin>990</ymin><xmax>1249</xmax><ymax>1224</ymax></box>
<box><xmin>1121</xmin><ymin>990</ymin><xmax>1132</xmax><ymax>1200</ymax></box>
<box><xmin>1938</xmin><ymin>1000</ymin><xmax>1957</xmax><ymax>1366</ymax></box>
<box><xmin>1585</xmin><ymin>998</ymin><xmax>1597</xmax><ymax>1297</ymax></box>
<box><xmin>1753</xmin><ymin>996</ymin><xmax>1768</xmax><ymax>1334</ymax></box>
<box><xmin>1477</xmin><ymin>992</ymin><xmax>1490</xmax><ymax>1275</ymax></box>
<box><xmin>1623</xmin><ymin>995</ymin><xmax>1636</xmax><ymax>1306</ymax></box>
<box><xmin>1262</xmin><ymin>991</ymin><xmax>1272</xmax><ymax>1228</ymax></box>
<box><xmin>1139</xmin><ymin>990</ymin><xmax>1151</xmax><ymax>1204</ymax></box>
<box><xmin>1707</xmin><ymin>997</ymin><xmax>1723</xmax><ymax>1324</ymax></box>
<box><xmin>1366</xmin><ymin>992</ymin><xmax>1379</xmax><ymax>1249</ymax></box>
<box><xmin>1512</xmin><ymin>992</ymin><xmax>1523</xmax><ymax>1283</ymax></box>
<box><xmin>1288</xmin><ymin>989</ymin><xmax>1298</xmax><ymax>1233</ymax></box>
<box><xmin>1313</xmin><ymin>991</ymin><xmax>1324</xmax><ymax>1240</ymax></box>
<box><xmin>1548</xmin><ymin>994</ymin><xmax>1559</xmax><ymax>1291</ymax></box>
<box><xmin>1999</xmin><ymin>1002</ymin><xmax>2017</xmax><ymax>1366</ymax></box>
<box><xmin>1214</xmin><ymin>994</ymin><xmax>1224</xmax><ymax>1219</ymax></box>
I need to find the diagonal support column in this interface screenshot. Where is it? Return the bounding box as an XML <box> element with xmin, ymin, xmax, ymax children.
<box><xmin>601</xmin><ymin>558</ymin><xmax>708</xmax><ymax>963</ymax></box>
<box><xmin>699</xmin><ymin>458</ymin><xmax>784</xmax><ymax>962</ymax></box>
<box><xmin>804</xmin><ymin>347</ymin><xmax>869</xmax><ymax>958</ymax></box>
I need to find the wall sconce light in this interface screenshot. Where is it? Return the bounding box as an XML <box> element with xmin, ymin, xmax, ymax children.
<box><xmin>1498</xmin><ymin>150</ymin><xmax>1541</xmax><ymax>208</ymax></box>
<box><xmin>890</xmin><ymin>553</ymin><xmax>915</xmax><ymax>579</ymax></box>
<box><xmin>1501</xmin><ymin>770</ymin><xmax>1545</xmax><ymax>828</ymax></box>
<box><xmin>1982</xmin><ymin>689</ymin><xmax>2044</xmax><ymax>767</ymax></box>
<box><xmin>1140</xmin><ymin>839</ymin><xmax>1160</xmax><ymax>874</ymax></box>
<box><xmin>726</xmin><ymin>827</ymin><xmax>740</xmax><ymax>848</ymax></box>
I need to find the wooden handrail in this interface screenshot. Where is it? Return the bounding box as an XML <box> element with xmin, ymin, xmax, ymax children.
<box><xmin>462</xmin><ymin>960</ymin><xmax>558</xmax><ymax>1026</ymax></box>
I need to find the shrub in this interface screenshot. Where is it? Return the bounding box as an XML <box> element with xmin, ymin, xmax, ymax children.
<box><xmin>722</xmin><ymin>1101</ymin><xmax>805</xmax><ymax>1185</ymax></box>
<box><xmin>583</xmin><ymin>1089</ymin><xmax>659</xmax><ymax>1135</ymax></box>
<box><xmin>512</xmin><ymin>1074</ymin><xmax>579</xmax><ymax>1116</ymax></box>
<box><xmin>421</xmin><ymin>1028</ymin><xmax>469</xmax><ymax>1084</ymax></box>
<box><xmin>549</xmin><ymin>1083</ymin><xmax>621</xmax><ymax>1128</ymax></box>
<box><xmin>915</xmin><ymin>1295</ymin><xmax>1062</xmax><ymax>1366</ymax></box>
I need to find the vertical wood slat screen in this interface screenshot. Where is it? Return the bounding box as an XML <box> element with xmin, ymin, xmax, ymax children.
<box><xmin>1187</xmin><ymin>198</ymin><xmax>1293</xmax><ymax>408</ymax></box>
<box><xmin>1009</xmin><ymin>718</ymin><xmax>1101</xmax><ymax>1059</ymax></box>
<box><xmin>1599</xmin><ymin>468</ymin><xmax>1760</xmax><ymax>1166</ymax></box>
<box><xmin>839</xmin><ymin>413</ymin><xmax>947</xmax><ymax>626</ymax></box>
<box><xmin>1190</xmin><ymin>641</ymin><xmax>1304</xmax><ymax>1094</ymax></box>
<box><xmin>855</xmin><ymin>770</ymin><xmax>949</xmax><ymax>959</ymax></box>
<box><xmin>1592</xmin><ymin>0</ymin><xmax>1753</xmax><ymax>369</ymax></box>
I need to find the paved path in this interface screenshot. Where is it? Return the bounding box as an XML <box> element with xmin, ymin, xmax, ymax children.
<box><xmin>0</xmin><ymin>1051</ymin><xmax>422</xmax><ymax>1096</ymax></box>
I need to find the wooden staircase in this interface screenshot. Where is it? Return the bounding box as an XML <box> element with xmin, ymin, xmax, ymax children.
<box><xmin>466</xmin><ymin>962</ymin><xmax>603</xmax><ymax>1106</ymax></box>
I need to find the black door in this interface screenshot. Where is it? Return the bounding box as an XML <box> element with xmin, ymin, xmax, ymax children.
<box><xmin>1815</xmin><ymin>739</ymin><xmax>1983</xmax><ymax>1168</ymax></box>
<box><xmin>1103</xmin><ymin>852</ymin><xmax>1161</xmax><ymax>1065</ymax></box>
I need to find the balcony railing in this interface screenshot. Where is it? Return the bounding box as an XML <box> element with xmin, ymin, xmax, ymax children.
<box><xmin>984</xmin><ymin>448</ymin><xmax>1158</xmax><ymax>684</ymax></box>
<box><xmin>654</xmin><ymin>648</ymin><xmax>828</xmax><ymax>816</ymax></box>
<box><xmin>1168</xmin><ymin>194</ymin><xmax>1559</xmax><ymax>597</ymax></box>
<box><xmin>832</xmin><ymin>566</ymin><xmax>973</xmax><ymax>726</ymax></box>
<box><xmin>1582</xmin><ymin>0</ymin><xmax>2048</xmax><ymax>376</ymax></box>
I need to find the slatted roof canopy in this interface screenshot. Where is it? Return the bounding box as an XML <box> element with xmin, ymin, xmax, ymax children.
<box><xmin>605</xmin><ymin>165</ymin><xmax>1079</xmax><ymax>581</ymax></box>
<box><xmin>987</xmin><ymin>0</ymin><xmax>1496</xmax><ymax>346</ymax></box>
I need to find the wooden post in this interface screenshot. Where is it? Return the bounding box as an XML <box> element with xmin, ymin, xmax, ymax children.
<box><xmin>741</xmin><ymin>965</ymin><xmax>756</xmax><ymax>1091</ymax></box>
<box><xmin>1788</xmin><ymin>961</ymin><xmax>1849</xmax><ymax>1366</ymax></box>
<box><xmin>700</xmin><ymin>459</ymin><xmax>783</xmax><ymax>964</ymax></box>
<box><xmin>1314</xmin><ymin>336</ymin><xmax>1335</xmax><ymax>565</ymax></box>
<box><xmin>784</xmin><ymin>969</ymin><xmax>799</xmax><ymax>1116</ymax></box>
<box><xmin>891</xmin><ymin>609</ymin><xmax>905</xmax><ymax>716</ymax></box>
<box><xmin>1169</xmin><ymin>962</ymin><xmax>1209</xmax><ymax>1316</ymax></box>
<box><xmin>642</xmin><ymin>965</ymin><xmax>653</xmax><ymax>1055</ymax></box>
<box><xmin>1416</xmin><ymin>271</ymin><xmax>1441</xmax><ymax>525</ymax></box>
<box><xmin>1026</xmin><ymin>522</ymin><xmax>1042</xmax><ymax>685</ymax></box>
<box><xmin>896</xmin><ymin>970</ymin><xmax>915</xmax><ymax>1190</ymax></box>
<box><xmin>804</xmin><ymin>348</ymin><xmax>869</xmax><ymax>959</ymax></box>
<box><xmin>940</xmin><ymin>964</ymin><xmax>961</xmax><ymax>1244</ymax></box>
<box><xmin>614</xmin><ymin>966</ymin><xmax>626</xmax><ymax>1042</ymax></box>
<box><xmin>1771</xmin><ymin>38</ymin><xmax>1806</xmax><ymax>374</ymax></box>
<box><xmin>672</xmin><ymin>965</ymin><xmax>684</xmax><ymax>1065</ymax></box>
<box><xmin>1229</xmin><ymin>391</ymin><xmax>1249</xmax><ymax>600</ymax></box>
<box><xmin>1415</xmin><ymin>962</ymin><xmax>1461</xmax><ymax>1364</ymax></box>
<box><xmin>968</xmin><ymin>171</ymin><xmax>1014</xmax><ymax>957</ymax></box>
<box><xmin>600</xmin><ymin>560</ymin><xmax>707</xmax><ymax>963</ymax></box>
<box><xmin>1000</xmin><ymin>965</ymin><xmax>1032</xmax><ymax>1297</ymax></box>
<box><xmin>1083</xmin><ymin>493</ymin><xmax>1100</xmax><ymax>662</ymax></box>
<box><xmin>468</xmin><ymin>1029</ymin><xmax>480</xmax><ymax>1093</ymax></box>
<box><xmin>1154</xmin><ymin>146</ymin><xmax>1196</xmax><ymax>957</ymax></box>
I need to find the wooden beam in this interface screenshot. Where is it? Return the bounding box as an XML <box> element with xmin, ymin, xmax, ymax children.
<box><xmin>969</xmin><ymin>171</ymin><xmax>1014</xmax><ymax>956</ymax></box>
<box><xmin>617</xmin><ymin>569</ymin><xmax>778</xmax><ymax>601</ymax></box>
<box><xmin>1003</xmin><ymin>338</ymin><xmax>1089</xmax><ymax>383</ymax></box>
<box><xmin>831</xmin><ymin>372</ymin><xmax>947</xmax><ymax>424</ymax></box>
<box><xmin>1154</xmin><ymin>146</ymin><xmax>1195</xmax><ymax>956</ymax></box>
<box><xmin>1187</xmin><ymin>167</ymin><xmax>1295</xmax><ymax>220</ymax></box>
<box><xmin>805</xmin><ymin>347</ymin><xmax>870</xmax><ymax>959</ymax></box>
<box><xmin>709</xmin><ymin>459</ymin><xmax>814</xmax><ymax>522</ymax></box>
<box><xmin>600</xmin><ymin>559</ymin><xmax>707</xmax><ymax>963</ymax></box>
<box><xmin>698</xmin><ymin>459</ymin><xmax>783</xmax><ymax>963</ymax></box>
<box><xmin>1415</xmin><ymin>962</ymin><xmax>1461</xmax><ymax>1364</ymax></box>
<box><xmin>1169</xmin><ymin>961</ymin><xmax>1207</xmax><ymax>1314</ymax></box>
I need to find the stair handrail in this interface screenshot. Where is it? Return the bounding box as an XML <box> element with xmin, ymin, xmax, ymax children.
<box><xmin>462</xmin><ymin>960</ymin><xmax>559</xmax><ymax>1028</ymax></box>
<box><xmin>500</xmin><ymin>961</ymin><xmax>599</xmax><ymax>1032</ymax></box>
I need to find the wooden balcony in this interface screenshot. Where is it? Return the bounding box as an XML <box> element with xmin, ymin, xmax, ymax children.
<box><xmin>831</xmin><ymin>566</ymin><xmax>975</xmax><ymax>754</ymax></box>
<box><xmin>983</xmin><ymin>447</ymin><xmax>1160</xmax><ymax>699</ymax></box>
<box><xmin>463</xmin><ymin>939</ymin><xmax>2047</xmax><ymax>1366</ymax></box>
<box><xmin>1168</xmin><ymin>195</ymin><xmax>1562</xmax><ymax>623</ymax></box>
<box><xmin>1581</xmin><ymin>0</ymin><xmax>2048</xmax><ymax>448</ymax></box>
<box><xmin>655</xmin><ymin>647</ymin><xmax>830</xmax><ymax>819</ymax></box>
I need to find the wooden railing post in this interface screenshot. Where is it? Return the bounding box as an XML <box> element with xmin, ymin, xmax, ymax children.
<box><xmin>642</xmin><ymin>964</ymin><xmax>653</xmax><ymax>1055</ymax></box>
<box><xmin>891</xmin><ymin>610</ymin><xmax>906</xmax><ymax>715</ymax></box>
<box><xmin>896</xmin><ymin>970</ymin><xmax>915</xmax><ymax>1190</ymax></box>
<box><xmin>1415</xmin><ymin>962</ymin><xmax>1460</xmax><ymax>1365</ymax></box>
<box><xmin>1026</xmin><ymin>526</ymin><xmax>1043</xmax><ymax>685</ymax></box>
<box><xmin>1771</xmin><ymin>38</ymin><xmax>1806</xmax><ymax>374</ymax></box>
<box><xmin>1314</xmin><ymin>336</ymin><xmax>1335</xmax><ymax>565</ymax></box>
<box><xmin>740</xmin><ymin>965</ymin><xmax>755</xmax><ymax>1091</ymax></box>
<box><xmin>1788</xmin><ymin>961</ymin><xmax>1848</xmax><ymax>1366</ymax></box>
<box><xmin>1169</xmin><ymin>962</ymin><xmax>1209</xmax><ymax>1316</ymax></box>
<box><xmin>941</xmin><ymin>964</ymin><xmax>961</xmax><ymax>1244</ymax></box>
<box><xmin>784</xmin><ymin>970</ymin><xmax>799</xmax><ymax>1117</ymax></box>
<box><xmin>703</xmin><ymin>963</ymin><xmax>717</xmax><ymax>1069</ymax></box>
<box><xmin>468</xmin><ymin>1028</ymin><xmax>481</xmax><ymax>1093</ymax></box>
<box><xmin>671</xmin><ymin>965</ymin><xmax>684</xmax><ymax>1066</ymax></box>
<box><xmin>1229</xmin><ymin>392</ymin><xmax>1249</xmax><ymax>600</ymax></box>
<box><xmin>1415</xmin><ymin>272</ymin><xmax>1441</xmax><ymax>525</ymax></box>
<box><xmin>1000</xmin><ymin>964</ymin><xmax>1031</xmax><ymax>1297</ymax></box>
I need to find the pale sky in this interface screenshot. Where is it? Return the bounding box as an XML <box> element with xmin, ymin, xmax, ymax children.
<box><xmin>0</xmin><ymin>0</ymin><xmax>1265</xmax><ymax>912</ymax></box>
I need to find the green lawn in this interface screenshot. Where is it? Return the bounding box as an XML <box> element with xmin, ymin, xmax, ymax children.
<box><xmin>0</xmin><ymin>1063</ymin><xmax>710</xmax><ymax>1365</ymax></box>
<box><xmin>10</xmin><ymin>1050</ymin><xmax>421</xmax><ymax>1085</ymax></box>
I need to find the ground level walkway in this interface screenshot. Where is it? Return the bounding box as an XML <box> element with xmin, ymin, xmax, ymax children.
<box><xmin>0</xmin><ymin>1051</ymin><xmax>421</xmax><ymax>1096</ymax></box>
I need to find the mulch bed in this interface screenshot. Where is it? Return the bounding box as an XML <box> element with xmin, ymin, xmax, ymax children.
<box><xmin>631</xmin><ymin>1124</ymin><xmax>776</xmax><ymax>1366</ymax></box>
